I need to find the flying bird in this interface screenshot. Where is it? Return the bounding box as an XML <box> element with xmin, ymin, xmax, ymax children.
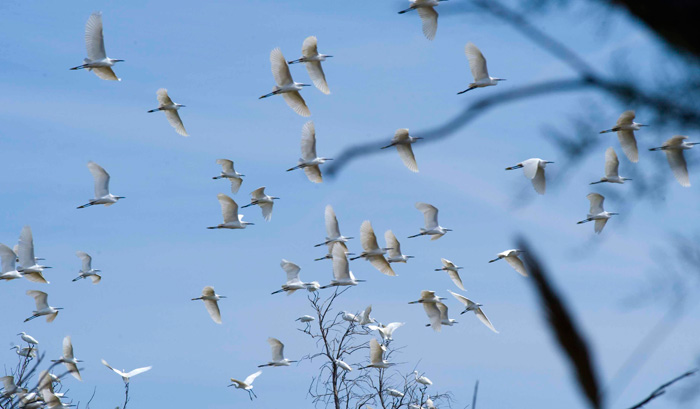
<box><xmin>72</xmin><ymin>251</ymin><xmax>101</xmax><ymax>283</ymax></box>
<box><xmin>408</xmin><ymin>290</ymin><xmax>445</xmax><ymax>305</ymax></box>
<box><xmin>506</xmin><ymin>158</ymin><xmax>554</xmax><ymax>195</ymax></box>
<box><xmin>315</xmin><ymin>205</ymin><xmax>353</xmax><ymax>247</ymax></box>
<box><xmin>272</xmin><ymin>260</ymin><xmax>319</xmax><ymax>295</ymax></box>
<box><xmin>258</xmin><ymin>338</ymin><xmax>297</xmax><ymax>367</ymax></box>
<box><xmin>649</xmin><ymin>135</ymin><xmax>697</xmax><ymax>187</ymax></box>
<box><xmin>577</xmin><ymin>193</ymin><xmax>618</xmax><ymax>233</ymax></box>
<box><xmin>191</xmin><ymin>286</ymin><xmax>226</xmax><ymax>324</ymax></box>
<box><xmin>315</xmin><ymin>242</ymin><xmax>353</xmax><ymax>261</ymax></box>
<box><xmin>435</xmin><ymin>258</ymin><xmax>465</xmax><ymax>290</ymax></box>
<box><xmin>599</xmin><ymin>110</ymin><xmax>647</xmax><ymax>162</ymax></box>
<box><xmin>288</xmin><ymin>36</ymin><xmax>332</xmax><ymax>94</ymax></box>
<box><xmin>384</xmin><ymin>230</ymin><xmax>413</xmax><ymax>263</ymax></box>
<box><xmin>360</xmin><ymin>338</ymin><xmax>395</xmax><ymax>369</ymax></box>
<box><xmin>398</xmin><ymin>0</ymin><xmax>446</xmax><ymax>41</ymax></box>
<box><xmin>213</xmin><ymin>159</ymin><xmax>245</xmax><ymax>194</ymax></box>
<box><xmin>381</xmin><ymin>129</ymin><xmax>422</xmax><ymax>172</ymax></box>
<box><xmin>458</xmin><ymin>43</ymin><xmax>505</xmax><ymax>94</ymax></box>
<box><xmin>24</xmin><ymin>290</ymin><xmax>62</xmax><ymax>322</ymax></box>
<box><xmin>51</xmin><ymin>336</ymin><xmax>83</xmax><ymax>381</ymax></box>
<box><xmin>287</xmin><ymin>121</ymin><xmax>332</xmax><ymax>183</ymax></box>
<box><xmin>408</xmin><ymin>202</ymin><xmax>451</xmax><ymax>240</ymax></box>
<box><xmin>448</xmin><ymin>290</ymin><xmax>498</xmax><ymax>333</ymax></box>
<box><xmin>320</xmin><ymin>243</ymin><xmax>365</xmax><ymax>288</ymax></box>
<box><xmin>77</xmin><ymin>161</ymin><xmax>125</xmax><ymax>208</ymax></box>
<box><xmin>101</xmin><ymin>359</ymin><xmax>152</xmax><ymax>384</ymax></box>
<box><xmin>488</xmin><ymin>249</ymin><xmax>527</xmax><ymax>277</ymax></box>
<box><xmin>351</xmin><ymin>221</ymin><xmax>395</xmax><ymax>276</ymax></box>
<box><xmin>241</xmin><ymin>187</ymin><xmax>279</xmax><ymax>221</ymax></box>
<box><xmin>367</xmin><ymin>322</ymin><xmax>404</xmax><ymax>343</ymax></box>
<box><xmin>16</xmin><ymin>226</ymin><xmax>51</xmax><ymax>282</ymax></box>
<box><xmin>260</xmin><ymin>48</ymin><xmax>311</xmax><ymax>117</ymax></box>
<box><xmin>357</xmin><ymin>305</ymin><xmax>376</xmax><ymax>326</ymax></box>
<box><xmin>228</xmin><ymin>370</ymin><xmax>262</xmax><ymax>400</ymax></box>
<box><xmin>423</xmin><ymin>302</ymin><xmax>456</xmax><ymax>331</ymax></box>
<box><xmin>147</xmin><ymin>89</ymin><xmax>188</xmax><ymax>136</ymax></box>
<box><xmin>591</xmin><ymin>147</ymin><xmax>631</xmax><ymax>185</ymax></box>
<box><xmin>0</xmin><ymin>244</ymin><xmax>27</xmax><ymax>282</ymax></box>
<box><xmin>207</xmin><ymin>194</ymin><xmax>254</xmax><ymax>230</ymax></box>
<box><xmin>70</xmin><ymin>12</ymin><xmax>123</xmax><ymax>80</ymax></box>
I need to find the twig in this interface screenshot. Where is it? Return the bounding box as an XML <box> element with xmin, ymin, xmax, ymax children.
<box><xmin>625</xmin><ymin>369</ymin><xmax>697</xmax><ymax>409</ymax></box>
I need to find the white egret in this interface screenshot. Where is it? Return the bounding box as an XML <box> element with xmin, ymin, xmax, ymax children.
<box><xmin>271</xmin><ymin>259</ymin><xmax>317</xmax><ymax>295</ymax></box>
<box><xmin>315</xmin><ymin>242</ymin><xmax>354</xmax><ymax>261</ymax></box>
<box><xmin>24</xmin><ymin>290</ymin><xmax>62</xmax><ymax>322</ymax></box>
<box><xmin>488</xmin><ymin>249</ymin><xmax>527</xmax><ymax>277</ymax></box>
<box><xmin>207</xmin><ymin>194</ymin><xmax>254</xmax><ymax>230</ymax></box>
<box><xmin>50</xmin><ymin>336</ymin><xmax>82</xmax><ymax>381</ymax></box>
<box><xmin>191</xmin><ymin>286</ymin><xmax>226</xmax><ymax>324</ymax></box>
<box><xmin>384</xmin><ymin>230</ymin><xmax>413</xmax><ymax>263</ymax></box>
<box><xmin>351</xmin><ymin>221</ymin><xmax>395</xmax><ymax>276</ymax></box>
<box><xmin>342</xmin><ymin>311</ymin><xmax>360</xmax><ymax>323</ymax></box>
<box><xmin>426</xmin><ymin>398</ymin><xmax>437</xmax><ymax>409</ymax></box>
<box><xmin>424</xmin><ymin>302</ymin><xmax>456</xmax><ymax>330</ymax></box>
<box><xmin>1</xmin><ymin>375</ymin><xmax>20</xmax><ymax>396</ymax></box>
<box><xmin>413</xmin><ymin>371</ymin><xmax>433</xmax><ymax>387</ymax></box>
<box><xmin>387</xmin><ymin>388</ymin><xmax>405</xmax><ymax>398</ymax></box>
<box><xmin>435</xmin><ymin>258</ymin><xmax>465</xmax><ymax>291</ymax></box>
<box><xmin>260</xmin><ymin>48</ymin><xmax>311</xmax><ymax>117</ymax></box>
<box><xmin>381</xmin><ymin>129</ymin><xmax>422</xmax><ymax>172</ymax></box>
<box><xmin>101</xmin><ymin>359</ymin><xmax>152</xmax><ymax>384</ymax></box>
<box><xmin>367</xmin><ymin>322</ymin><xmax>404</xmax><ymax>343</ymax></box>
<box><xmin>40</xmin><ymin>387</ymin><xmax>69</xmax><ymax>409</ymax></box>
<box><xmin>315</xmin><ymin>204</ymin><xmax>353</xmax><ymax>247</ymax></box>
<box><xmin>287</xmin><ymin>121</ymin><xmax>332</xmax><ymax>183</ymax></box>
<box><xmin>506</xmin><ymin>158</ymin><xmax>554</xmax><ymax>195</ymax></box>
<box><xmin>147</xmin><ymin>89</ymin><xmax>188</xmax><ymax>136</ymax></box>
<box><xmin>241</xmin><ymin>187</ymin><xmax>279</xmax><ymax>222</ymax></box>
<box><xmin>448</xmin><ymin>290</ymin><xmax>498</xmax><ymax>333</ymax></box>
<box><xmin>0</xmin><ymin>244</ymin><xmax>26</xmax><ymax>282</ymax></box>
<box><xmin>649</xmin><ymin>135</ymin><xmax>697</xmax><ymax>187</ymax></box>
<box><xmin>72</xmin><ymin>251</ymin><xmax>101</xmax><ymax>284</ymax></box>
<box><xmin>408</xmin><ymin>290</ymin><xmax>446</xmax><ymax>304</ymax></box>
<box><xmin>335</xmin><ymin>359</ymin><xmax>353</xmax><ymax>372</ymax></box>
<box><xmin>212</xmin><ymin>159</ymin><xmax>245</xmax><ymax>194</ymax></box>
<box><xmin>398</xmin><ymin>0</ymin><xmax>446</xmax><ymax>41</ymax></box>
<box><xmin>458</xmin><ymin>43</ymin><xmax>505</xmax><ymax>94</ymax></box>
<box><xmin>599</xmin><ymin>110</ymin><xmax>647</xmax><ymax>163</ymax></box>
<box><xmin>229</xmin><ymin>370</ymin><xmax>262</xmax><ymax>400</ymax></box>
<box><xmin>296</xmin><ymin>315</ymin><xmax>315</xmax><ymax>323</ymax></box>
<box><xmin>17</xmin><ymin>332</ymin><xmax>39</xmax><ymax>345</ymax></box>
<box><xmin>408</xmin><ymin>202</ymin><xmax>451</xmax><ymax>240</ymax></box>
<box><xmin>77</xmin><ymin>161</ymin><xmax>125</xmax><ymax>208</ymax></box>
<box><xmin>16</xmin><ymin>226</ymin><xmax>51</xmax><ymax>281</ymax></box>
<box><xmin>591</xmin><ymin>147</ymin><xmax>631</xmax><ymax>185</ymax></box>
<box><xmin>577</xmin><ymin>193</ymin><xmax>618</xmax><ymax>233</ymax></box>
<box><xmin>10</xmin><ymin>345</ymin><xmax>37</xmax><ymax>358</ymax></box>
<box><xmin>288</xmin><ymin>36</ymin><xmax>332</xmax><ymax>94</ymax></box>
<box><xmin>258</xmin><ymin>337</ymin><xmax>297</xmax><ymax>367</ymax></box>
<box><xmin>360</xmin><ymin>338</ymin><xmax>395</xmax><ymax>369</ymax></box>
<box><xmin>358</xmin><ymin>305</ymin><xmax>376</xmax><ymax>326</ymax></box>
<box><xmin>70</xmin><ymin>12</ymin><xmax>123</xmax><ymax>81</ymax></box>
<box><xmin>321</xmin><ymin>243</ymin><xmax>365</xmax><ymax>288</ymax></box>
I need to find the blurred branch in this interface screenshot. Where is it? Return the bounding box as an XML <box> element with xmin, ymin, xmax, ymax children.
<box><xmin>625</xmin><ymin>369</ymin><xmax>697</xmax><ymax>409</ymax></box>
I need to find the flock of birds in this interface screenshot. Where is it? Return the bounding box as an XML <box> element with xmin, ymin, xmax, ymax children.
<box><xmin>1</xmin><ymin>3</ymin><xmax>697</xmax><ymax>408</ymax></box>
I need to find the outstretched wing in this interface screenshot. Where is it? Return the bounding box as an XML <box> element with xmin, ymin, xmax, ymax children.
<box><xmin>396</xmin><ymin>144</ymin><xmax>419</xmax><ymax>172</ymax></box>
<box><xmin>87</xmin><ymin>161</ymin><xmax>110</xmax><ymax>198</ymax></box>
<box><xmin>416</xmin><ymin>202</ymin><xmax>438</xmax><ymax>229</ymax></box>
<box><xmin>465</xmin><ymin>42</ymin><xmax>489</xmax><ymax>81</ymax></box>
<box><xmin>165</xmin><ymin>111</ymin><xmax>188</xmax><ymax>137</ymax></box>
<box><xmin>268</xmin><ymin>337</ymin><xmax>285</xmax><ymax>361</ymax></box>
<box><xmin>325</xmin><ymin>205</ymin><xmax>340</xmax><ymax>238</ymax></box>
<box><xmin>217</xmin><ymin>194</ymin><xmax>239</xmax><ymax>223</ymax></box>
<box><xmin>156</xmin><ymin>88</ymin><xmax>174</xmax><ymax>106</ymax></box>
<box><xmin>586</xmin><ymin>193</ymin><xmax>605</xmax><ymax>214</ymax></box>
<box><xmin>270</xmin><ymin>48</ymin><xmax>293</xmax><ymax>86</ymax></box>
<box><xmin>300</xmin><ymin>121</ymin><xmax>317</xmax><ymax>160</ymax></box>
<box><xmin>384</xmin><ymin>230</ymin><xmax>401</xmax><ymax>258</ymax></box>
<box><xmin>617</xmin><ymin>130</ymin><xmax>638</xmax><ymax>163</ymax></box>
<box><xmin>282</xmin><ymin>92</ymin><xmax>311</xmax><ymax>117</ymax></box>
<box><xmin>505</xmin><ymin>256</ymin><xmax>527</xmax><ymax>277</ymax></box>
<box><xmin>416</xmin><ymin>6</ymin><xmax>438</xmax><ymax>41</ymax></box>
<box><xmin>423</xmin><ymin>302</ymin><xmax>442</xmax><ymax>332</ymax></box>
<box><xmin>85</xmin><ymin>12</ymin><xmax>106</xmax><ymax>61</ymax></box>
<box><xmin>76</xmin><ymin>251</ymin><xmax>92</xmax><ymax>271</ymax></box>
<box><xmin>92</xmin><ymin>67</ymin><xmax>120</xmax><ymax>81</ymax></box>
<box><xmin>604</xmin><ymin>147</ymin><xmax>620</xmax><ymax>178</ymax></box>
<box><xmin>244</xmin><ymin>370</ymin><xmax>262</xmax><ymax>386</ymax></box>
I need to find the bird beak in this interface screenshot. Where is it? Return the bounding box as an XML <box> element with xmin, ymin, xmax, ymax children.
<box><xmin>117</xmin><ymin>196</ymin><xmax>126</xmax><ymax>199</ymax></box>
<box><xmin>115</xmin><ymin>59</ymin><xmax>125</xmax><ymax>62</ymax></box>
<box><xmin>496</xmin><ymin>78</ymin><xmax>506</xmax><ymax>81</ymax></box>
<box><xmin>545</xmin><ymin>161</ymin><xmax>555</xmax><ymax>164</ymax></box>
<box><xmin>180</xmin><ymin>105</ymin><xmax>186</xmax><ymax>107</ymax></box>
<box><xmin>220</xmin><ymin>295</ymin><xmax>228</xmax><ymax>298</ymax></box>
<box><xmin>444</xmin><ymin>229</ymin><xmax>452</xmax><ymax>232</ymax></box>
<box><xmin>301</xmin><ymin>84</ymin><xmax>312</xmax><ymax>87</ymax></box>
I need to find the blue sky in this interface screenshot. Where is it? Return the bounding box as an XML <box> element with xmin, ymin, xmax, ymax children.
<box><xmin>1</xmin><ymin>0</ymin><xmax>698</xmax><ymax>408</ymax></box>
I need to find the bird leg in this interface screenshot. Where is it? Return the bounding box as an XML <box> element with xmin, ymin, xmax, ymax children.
<box><xmin>457</xmin><ymin>86</ymin><xmax>477</xmax><ymax>95</ymax></box>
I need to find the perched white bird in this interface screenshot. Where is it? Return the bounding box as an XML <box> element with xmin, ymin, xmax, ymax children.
<box><xmin>228</xmin><ymin>370</ymin><xmax>262</xmax><ymax>400</ymax></box>
<box><xmin>17</xmin><ymin>332</ymin><xmax>39</xmax><ymax>345</ymax></box>
<box><xmin>260</xmin><ymin>48</ymin><xmax>311</xmax><ymax>117</ymax></box>
<box><xmin>296</xmin><ymin>315</ymin><xmax>315</xmax><ymax>323</ymax></box>
<box><xmin>191</xmin><ymin>286</ymin><xmax>226</xmax><ymax>324</ymax></box>
<box><xmin>413</xmin><ymin>371</ymin><xmax>433</xmax><ymax>387</ymax></box>
<box><xmin>272</xmin><ymin>260</ymin><xmax>318</xmax><ymax>295</ymax></box>
<box><xmin>315</xmin><ymin>205</ymin><xmax>354</xmax><ymax>247</ymax></box>
<box><xmin>72</xmin><ymin>251</ymin><xmax>102</xmax><ymax>283</ymax></box>
<box><xmin>147</xmin><ymin>89</ymin><xmax>188</xmax><ymax>136</ymax></box>
<box><xmin>207</xmin><ymin>194</ymin><xmax>254</xmax><ymax>230</ymax></box>
<box><xmin>577</xmin><ymin>193</ymin><xmax>618</xmax><ymax>233</ymax></box>
<box><xmin>591</xmin><ymin>147</ymin><xmax>631</xmax><ymax>185</ymax></box>
<box><xmin>288</xmin><ymin>36</ymin><xmax>332</xmax><ymax>94</ymax></box>
<box><xmin>458</xmin><ymin>43</ymin><xmax>506</xmax><ymax>94</ymax></box>
<box><xmin>0</xmin><ymin>244</ymin><xmax>25</xmax><ymax>282</ymax></box>
<box><xmin>386</xmin><ymin>388</ymin><xmax>405</xmax><ymax>398</ymax></box>
<box><xmin>361</xmin><ymin>338</ymin><xmax>395</xmax><ymax>369</ymax></box>
<box><xmin>351</xmin><ymin>221</ymin><xmax>395</xmax><ymax>276</ymax></box>
<box><xmin>241</xmin><ymin>187</ymin><xmax>279</xmax><ymax>222</ymax></box>
<box><xmin>335</xmin><ymin>359</ymin><xmax>353</xmax><ymax>372</ymax></box>
<box><xmin>381</xmin><ymin>129</ymin><xmax>422</xmax><ymax>172</ymax></box>
<box><xmin>649</xmin><ymin>135</ymin><xmax>698</xmax><ymax>187</ymax></box>
<box><xmin>506</xmin><ymin>158</ymin><xmax>554</xmax><ymax>195</ymax></box>
<box><xmin>24</xmin><ymin>290</ymin><xmax>62</xmax><ymax>323</ymax></box>
<box><xmin>101</xmin><ymin>359</ymin><xmax>152</xmax><ymax>384</ymax></box>
<box><xmin>398</xmin><ymin>0</ymin><xmax>446</xmax><ymax>41</ymax></box>
<box><xmin>600</xmin><ymin>110</ymin><xmax>647</xmax><ymax>163</ymax></box>
<box><xmin>50</xmin><ymin>336</ymin><xmax>82</xmax><ymax>381</ymax></box>
<box><xmin>435</xmin><ymin>258</ymin><xmax>465</xmax><ymax>291</ymax></box>
<box><xmin>408</xmin><ymin>202</ymin><xmax>451</xmax><ymax>240</ymax></box>
<box><xmin>384</xmin><ymin>231</ymin><xmax>413</xmax><ymax>263</ymax></box>
<box><xmin>408</xmin><ymin>290</ymin><xmax>446</xmax><ymax>305</ymax></box>
<box><xmin>423</xmin><ymin>302</ymin><xmax>456</xmax><ymax>331</ymax></box>
<box><xmin>10</xmin><ymin>345</ymin><xmax>37</xmax><ymax>358</ymax></box>
<box><xmin>70</xmin><ymin>12</ymin><xmax>123</xmax><ymax>80</ymax></box>
<box><xmin>321</xmin><ymin>243</ymin><xmax>365</xmax><ymax>288</ymax></box>
<box><xmin>367</xmin><ymin>322</ymin><xmax>404</xmax><ymax>343</ymax></box>
<box><xmin>425</xmin><ymin>398</ymin><xmax>437</xmax><ymax>409</ymax></box>
<box><xmin>258</xmin><ymin>337</ymin><xmax>297</xmax><ymax>367</ymax></box>
<box><xmin>287</xmin><ymin>121</ymin><xmax>332</xmax><ymax>183</ymax></box>
<box><xmin>16</xmin><ymin>226</ymin><xmax>51</xmax><ymax>282</ymax></box>
<box><xmin>212</xmin><ymin>159</ymin><xmax>245</xmax><ymax>194</ymax></box>
<box><xmin>77</xmin><ymin>161</ymin><xmax>125</xmax><ymax>208</ymax></box>
<box><xmin>448</xmin><ymin>290</ymin><xmax>498</xmax><ymax>333</ymax></box>
<box><xmin>315</xmin><ymin>242</ymin><xmax>353</xmax><ymax>261</ymax></box>
<box><xmin>488</xmin><ymin>249</ymin><xmax>527</xmax><ymax>277</ymax></box>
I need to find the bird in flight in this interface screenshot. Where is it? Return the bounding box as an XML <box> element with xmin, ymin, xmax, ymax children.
<box><xmin>70</xmin><ymin>12</ymin><xmax>123</xmax><ymax>80</ymax></box>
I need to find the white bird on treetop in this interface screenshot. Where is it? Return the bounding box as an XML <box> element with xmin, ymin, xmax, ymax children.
<box><xmin>101</xmin><ymin>359</ymin><xmax>152</xmax><ymax>384</ymax></box>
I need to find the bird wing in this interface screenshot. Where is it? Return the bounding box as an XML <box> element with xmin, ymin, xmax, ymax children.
<box><xmin>65</xmin><ymin>362</ymin><xmax>82</xmax><ymax>381</ymax></box>
<box><xmin>307</xmin><ymin>61</ymin><xmax>330</xmax><ymax>95</ymax></box>
<box><xmin>23</xmin><ymin>272</ymin><xmax>48</xmax><ymax>284</ymax></box>
<box><xmin>505</xmin><ymin>256</ymin><xmax>527</xmax><ymax>277</ymax></box>
<box><xmin>282</xmin><ymin>92</ymin><xmax>311</xmax><ymax>117</ymax></box>
<box><xmin>302</xmin><ymin>36</ymin><xmax>319</xmax><ymax>57</ymax></box>
<box><xmin>594</xmin><ymin>218</ymin><xmax>608</xmax><ymax>234</ymax></box>
<box><xmin>384</xmin><ymin>322</ymin><xmax>404</xmax><ymax>336</ymax></box>
<box><xmin>45</xmin><ymin>312</ymin><xmax>58</xmax><ymax>323</ymax></box>
<box><xmin>604</xmin><ymin>147</ymin><xmax>620</xmax><ymax>178</ymax></box>
<box><xmin>18</xmin><ymin>225</ymin><xmax>36</xmax><ymax>266</ymax></box>
<box><xmin>415</xmin><ymin>202</ymin><xmax>438</xmax><ymax>229</ymax></box>
<box><xmin>665</xmin><ymin>150</ymin><xmax>690</xmax><ymax>187</ymax></box>
<box><xmin>369</xmin><ymin>338</ymin><xmax>383</xmax><ymax>364</ymax></box>
<box><xmin>76</xmin><ymin>251</ymin><xmax>92</xmax><ymax>271</ymax></box>
<box><xmin>259</xmin><ymin>202</ymin><xmax>273</xmax><ymax>221</ymax></box>
<box><xmin>165</xmin><ymin>110</ymin><xmax>188</xmax><ymax>137</ymax></box>
<box><xmin>251</xmin><ymin>187</ymin><xmax>266</xmax><ymax>200</ymax></box>
<box><xmin>27</xmin><ymin>290</ymin><xmax>48</xmax><ymax>310</ymax></box>
<box><xmin>63</xmin><ymin>336</ymin><xmax>74</xmax><ymax>360</ymax></box>
<box><xmin>156</xmin><ymin>88</ymin><xmax>174</xmax><ymax>106</ymax></box>
<box><xmin>616</xmin><ymin>110</ymin><xmax>635</xmax><ymax>126</ymax></box>
<box><xmin>361</xmin><ymin>221</ymin><xmax>380</xmax><ymax>251</ymax></box>
<box><xmin>304</xmin><ymin>165</ymin><xmax>323</xmax><ymax>183</ymax></box>
<box><xmin>325</xmin><ymin>205</ymin><xmax>340</xmax><ymax>238</ymax></box>
<box><xmin>1</xmin><ymin>375</ymin><xmax>15</xmax><ymax>391</ymax></box>
<box><xmin>125</xmin><ymin>366</ymin><xmax>152</xmax><ymax>378</ymax></box>
<box><xmin>465</xmin><ymin>42</ymin><xmax>489</xmax><ymax>81</ymax></box>
<box><xmin>396</xmin><ymin>144</ymin><xmax>419</xmax><ymax>172</ymax></box>
<box><xmin>384</xmin><ymin>230</ymin><xmax>401</xmax><ymax>258</ymax></box>
<box><xmin>229</xmin><ymin>177</ymin><xmax>242</xmax><ymax>194</ymax></box>
<box><xmin>85</xmin><ymin>12</ymin><xmax>106</xmax><ymax>61</ymax></box>
<box><xmin>423</xmin><ymin>303</ymin><xmax>442</xmax><ymax>332</ymax></box>
<box><xmin>270</xmin><ymin>48</ymin><xmax>293</xmax><ymax>86</ymax></box>
<box><xmin>0</xmin><ymin>244</ymin><xmax>17</xmax><ymax>273</ymax></box>
<box><xmin>332</xmin><ymin>242</ymin><xmax>350</xmax><ymax>280</ymax></box>
<box><xmin>216</xmin><ymin>159</ymin><xmax>234</xmax><ymax>173</ymax></box>
<box><xmin>281</xmin><ymin>259</ymin><xmax>301</xmax><ymax>282</ymax></box>
<box><xmin>92</xmin><ymin>67</ymin><xmax>120</xmax><ymax>81</ymax></box>
<box><xmin>437</xmin><ymin>302</ymin><xmax>450</xmax><ymax>321</ymax></box>
<box><xmin>90</xmin><ymin>274</ymin><xmax>102</xmax><ymax>283</ymax></box>
<box><xmin>101</xmin><ymin>359</ymin><xmax>127</xmax><ymax>377</ymax></box>
<box><xmin>87</xmin><ymin>161</ymin><xmax>110</xmax><ymax>198</ymax></box>
<box><xmin>475</xmin><ymin>307</ymin><xmax>499</xmax><ymax>333</ymax></box>
<box><xmin>204</xmin><ymin>299</ymin><xmax>222</xmax><ymax>324</ymax></box>
<box><xmin>268</xmin><ymin>337</ymin><xmax>284</xmax><ymax>361</ymax></box>
<box><xmin>244</xmin><ymin>370</ymin><xmax>262</xmax><ymax>385</ymax></box>
<box><xmin>666</xmin><ymin>135</ymin><xmax>688</xmax><ymax>147</ymax></box>
<box><xmin>617</xmin><ymin>130</ymin><xmax>639</xmax><ymax>162</ymax></box>
<box><xmin>370</xmin><ymin>255</ymin><xmax>395</xmax><ymax>276</ymax></box>
<box><xmin>447</xmin><ymin>270</ymin><xmax>465</xmax><ymax>291</ymax></box>
<box><xmin>441</xmin><ymin>258</ymin><xmax>453</xmax><ymax>268</ymax></box>
<box><xmin>41</xmin><ymin>389</ymin><xmax>61</xmax><ymax>408</ymax></box>
<box><xmin>416</xmin><ymin>6</ymin><xmax>438</xmax><ymax>41</ymax></box>
<box><xmin>521</xmin><ymin>158</ymin><xmax>539</xmax><ymax>180</ymax></box>
<box><xmin>586</xmin><ymin>193</ymin><xmax>605</xmax><ymax>214</ymax></box>
<box><xmin>300</xmin><ymin>121</ymin><xmax>317</xmax><ymax>160</ymax></box>
<box><xmin>360</xmin><ymin>305</ymin><xmax>373</xmax><ymax>325</ymax></box>
<box><xmin>532</xmin><ymin>166</ymin><xmax>546</xmax><ymax>194</ymax></box>
<box><xmin>217</xmin><ymin>194</ymin><xmax>239</xmax><ymax>223</ymax></box>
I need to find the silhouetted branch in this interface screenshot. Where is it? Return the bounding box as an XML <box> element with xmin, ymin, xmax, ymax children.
<box><xmin>625</xmin><ymin>369</ymin><xmax>697</xmax><ymax>409</ymax></box>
